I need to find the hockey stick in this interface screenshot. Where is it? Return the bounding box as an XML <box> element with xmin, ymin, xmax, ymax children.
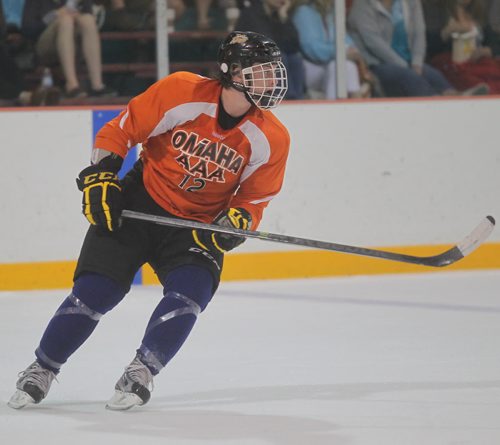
<box><xmin>121</xmin><ymin>210</ymin><xmax>495</xmax><ymax>267</ymax></box>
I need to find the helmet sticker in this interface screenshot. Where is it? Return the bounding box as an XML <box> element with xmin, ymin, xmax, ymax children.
<box><xmin>230</xmin><ymin>34</ymin><xmax>249</xmax><ymax>45</ymax></box>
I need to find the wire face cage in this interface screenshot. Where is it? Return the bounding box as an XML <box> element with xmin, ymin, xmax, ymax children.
<box><xmin>241</xmin><ymin>61</ymin><xmax>288</xmax><ymax>110</ymax></box>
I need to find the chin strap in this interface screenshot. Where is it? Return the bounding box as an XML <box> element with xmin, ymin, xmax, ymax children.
<box><xmin>226</xmin><ymin>79</ymin><xmax>254</xmax><ymax>107</ymax></box>
<box><xmin>229</xmin><ymin>79</ymin><xmax>246</xmax><ymax>93</ymax></box>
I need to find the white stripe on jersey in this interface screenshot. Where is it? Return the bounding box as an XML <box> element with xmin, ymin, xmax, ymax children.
<box><xmin>238</xmin><ymin>120</ymin><xmax>271</xmax><ymax>183</ymax></box>
<box><xmin>119</xmin><ymin>110</ymin><xmax>129</xmax><ymax>129</ymax></box>
<box><xmin>148</xmin><ymin>102</ymin><xmax>217</xmax><ymax>138</ymax></box>
<box><xmin>250</xmin><ymin>194</ymin><xmax>277</xmax><ymax>204</ymax></box>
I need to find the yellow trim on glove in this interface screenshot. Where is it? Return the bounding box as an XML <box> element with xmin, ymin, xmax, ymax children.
<box><xmin>101</xmin><ymin>182</ymin><xmax>112</xmax><ymax>231</ymax></box>
<box><xmin>192</xmin><ymin>230</ymin><xmax>210</xmax><ymax>251</ymax></box>
<box><xmin>227</xmin><ymin>208</ymin><xmax>250</xmax><ymax>230</ymax></box>
<box><xmin>82</xmin><ymin>181</ymin><xmax>122</xmax><ymax>230</ymax></box>
<box><xmin>211</xmin><ymin>233</ymin><xmax>227</xmax><ymax>253</ymax></box>
<box><xmin>101</xmin><ymin>182</ymin><xmax>121</xmax><ymax>231</ymax></box>
<box><xmin>83</xmin><ymin>184</ymin><xmax>97</xmax><ymax>225</ymax></box>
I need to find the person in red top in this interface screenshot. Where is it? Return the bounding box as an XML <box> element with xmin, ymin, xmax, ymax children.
<box><xmin>9</xmin><ymin>31</ymin><xmax>290</xmax><ymax>410</ymax></box>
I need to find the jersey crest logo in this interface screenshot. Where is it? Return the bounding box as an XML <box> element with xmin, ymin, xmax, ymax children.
<box><xmin>171</xmin><ymin>130</ymin><xmax>244</xmax><ymax>183</ymax></box>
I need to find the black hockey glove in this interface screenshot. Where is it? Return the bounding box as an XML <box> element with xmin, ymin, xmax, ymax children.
<box><xmin>193</xmin><ymin>207</ymin><xmax>252</xmax><ymax>253</ymax></box>
<box><xmin>76</xmin><ymin>156</ymin><xmax>123</xmax><ymax>232</ymax></box>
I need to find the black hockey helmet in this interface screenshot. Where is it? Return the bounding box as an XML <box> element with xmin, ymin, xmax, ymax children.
<box><xmin>217</xmin><ymin>31</ymin><xmax>288</xmax><ymax>110</ymax></box>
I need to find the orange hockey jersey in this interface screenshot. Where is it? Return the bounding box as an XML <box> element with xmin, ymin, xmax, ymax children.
<box><xmin>94</xmin><ymin>71</ymin><xmax>290</xmax><ymax>228</ymax></box>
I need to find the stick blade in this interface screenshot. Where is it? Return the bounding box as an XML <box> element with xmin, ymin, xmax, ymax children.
<box><xmin>457</xmin><ymin>215</ymin><xmax>495</xmax><ymax>257</ymax></box>
<box><xmin>424</xmin><ymin>215</ymin><xmax>495</xmax><ymax>267</ymax></box>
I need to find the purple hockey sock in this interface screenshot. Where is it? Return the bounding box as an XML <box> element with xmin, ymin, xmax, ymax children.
<box><xmin>36</xmin><ymin>273</ymin><xmax>127</xmax><ymax>373</ymax></box>
<box><xmin>138</xmin><ymin>265</ymin><xmax>214</xmax><ymax>375</ymax></box>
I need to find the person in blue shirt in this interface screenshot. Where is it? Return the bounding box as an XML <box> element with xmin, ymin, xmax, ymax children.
<box><xmin>0</xmin><ymin>0</ymin><xmax>60</xmax><ymax>105</ymax></box>
<box><xmin>2</xmin><ymin>0</ymin><xmax>28</xmax><ymax>62</ymax></box>
<box><xmin>0</xmin><ymin>1</ymin><xmax>24</xmax><ymax>102</ymax></box>
<box><xmin>1</xmin><ymin>0</ymin><xmax>25</xmax><ymax>29</ymax></box>
<box><xmin>292</xmin><ymin>0</ymin><xmax>373</xmax><ymax>99</ymax></box>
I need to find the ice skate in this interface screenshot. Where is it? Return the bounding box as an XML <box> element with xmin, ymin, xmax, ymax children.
<box><xmin>8</xmin><ymin>361</ymin><xmax>57</xmax><ymax>409</ymax></box>
<box><xmin>106</xmin><ymin>355</ymin><xmax>154</xmax><ymax>411</ymax></box>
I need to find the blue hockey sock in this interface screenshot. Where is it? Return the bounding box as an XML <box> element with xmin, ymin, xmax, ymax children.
<box><xmin>36</xmin><ymin>273</ymin><xmax>127</xmax><ymax>373</ymax></box>
<box><xmin>138</xmin><ymin>265</ymin><xmax>214</xmax><ymax>375</ymax></box>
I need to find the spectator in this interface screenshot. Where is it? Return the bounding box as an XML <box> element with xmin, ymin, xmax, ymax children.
<box><xmin>348</xmin><ymin>0</ymin><xmax>486</xmax><ymax>97</ymax></box>
<box><xmin>236</xmin><ymin>0</ymin><xmax>305</xmax><ymax>99</ymax></box>
<box><xmin>0</xmin><ymin>1</ymin><xmax>60</xmax><ymax>105</ymax></box>
<box><xmin>426</xmin><ymin>0</ymin><xmax>500</xmax><ymax>93</ymax></box>
<box><xmin>196</xmin><ymin>0</ymin><xmax>239</xmax><ymax>30</ymax></box>
<box><xmin>100</xmin><ymin>0</ymin><xmax>186</xmax><ymax>31</ymax></box>
<box><xmin>22</xmin><ymin>0</ymin><xmax>116</xmax><ymax>97</ymax></box>
<box><xmin>100</xmin><ymin>0</ymin><xmax>153</xmax><ymax>31</ymax></box>
<box><xmin>421</xmin><ymin>0</ymin><xmax>449</xmax><ymax>60</ymax></box>
<box><xmin>485</xmin><ymin>0</ymin><xmax>500</xmax><ymax>55</ymax></box>
<box><xmin>100</xmin><ymin>0</ymin><xmax>235</xmax><ymax>32</ymax></box>
<box><xmin>2</xmin><ymin>0</ymin><xmax>33</xmax><ymax>69</ymax></box>
<box><xmin>2</xmin><ymin>0</ymin><xmax>24</xmax><ymax>30</ymax></box>
<box><xmin>0</xmin><ymin>2</ymin><xmax>25</xmax><ymax>103</ymax></box>
<box><xmin>291</xmin><ymin>0</ymin><xmax>372</xmax><ymax>99</ymax></box>
<box><xmin>196</xmin><ymin>0</ymin><xmax>213</xmax><ymax>29</ymax></box>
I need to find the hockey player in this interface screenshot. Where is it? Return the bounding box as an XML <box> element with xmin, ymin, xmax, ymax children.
<box><xmin>8</xmin><ymin>31</ymin><xmax>290</xmax><ymax>410</ymax></box>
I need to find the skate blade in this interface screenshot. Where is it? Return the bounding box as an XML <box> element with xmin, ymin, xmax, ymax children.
<box><xmin>8</xmin><ymin>390</ymin><xmax>36</xmax><ymax>409</ymax></box>
<box><xmin>106</xmin><ymin>391</ymin><xmax>143</xmax><ymax>411</ymax></box>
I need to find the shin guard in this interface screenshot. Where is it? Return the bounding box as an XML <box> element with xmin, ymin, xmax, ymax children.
<box><xmin>139</xmin><ymin>265</ymin><xmax>214</xmax><ymax>374</ymax></box>
<box><xmin>36</xmin><ymin>273</ymin><xmax>127</xmax><ymax>372</ymax></box>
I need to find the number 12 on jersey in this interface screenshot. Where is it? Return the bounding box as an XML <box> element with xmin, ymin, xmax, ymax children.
<box><xmin>179</xmin><ymin>174</ymin><xmax>206</xmax><ymax>192</ymax></box>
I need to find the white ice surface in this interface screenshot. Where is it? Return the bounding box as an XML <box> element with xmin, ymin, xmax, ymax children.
<box><xmin>1</xmin><ymin>271</ymin><xmax>500</xmax><ymax>445</ymax></box>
